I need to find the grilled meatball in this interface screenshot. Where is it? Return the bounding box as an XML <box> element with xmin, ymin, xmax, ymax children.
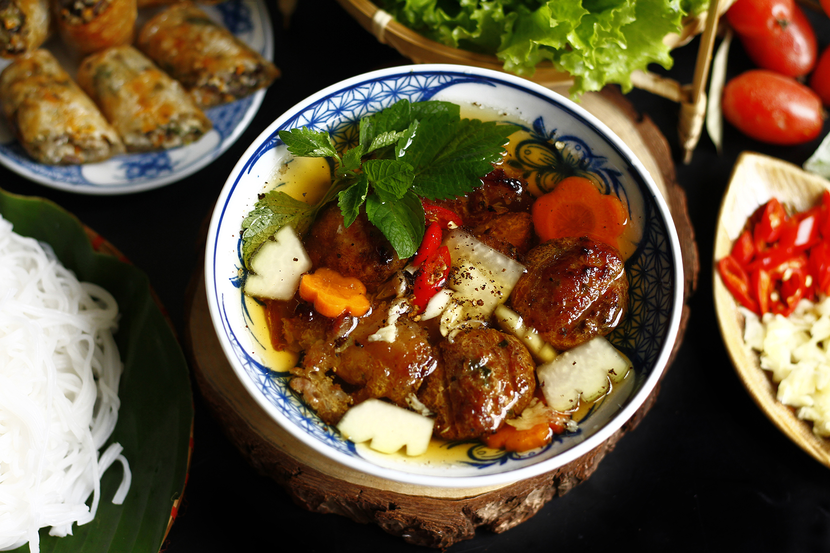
<box><xmin>284</xmin><ymin>302</ymin><xmax>358</xmax><ymax>424</ymax></box>
<box><xmin>335</xmin><ymin>301</ymin><xmax>438</xmax><ymax>408</ymax></box>
<box><xmin>289</xmin><ymin>370</ymin><xmax>353</xmax><ymax>426</ymax></box>
<box><xmin>304</xmin><ymin>203</ymin><xmax>408</xmax><ymax>293</ymax></box>
<box><xmin>286</xmin><ymin>300</ymin><xmax>438</xmax><ymax>423</ymax></box>
<box><xmin>418</xmin><ymin>328</ymin><xmax>536</xmax><ymax>441</ymax></box>
<box><xmin>432</xmin><ymin>167</ymin><xmax>535</xmax><ymax>229</ymax></box>
<box><xmin>510</xmin><ymin>236</ymin><xmax>628</xmax><ymax>350</ymax></box>
<box><xmin>472</xmin><ymin>211</ymin><xmax>534</xmax><ymax>258</ymax></box>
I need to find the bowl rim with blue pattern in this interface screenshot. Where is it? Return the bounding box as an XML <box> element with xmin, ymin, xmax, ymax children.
<box><xmin>205</xmin><ymin>64</ymin><xmax>684</xmax><ymax>489</ymax></box>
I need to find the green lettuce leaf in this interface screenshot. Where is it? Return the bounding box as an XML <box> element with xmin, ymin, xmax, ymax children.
<box><xmin>379</xmin><ymin>0</ymin><xmax>709</xmax><ymax>97</ymax></box>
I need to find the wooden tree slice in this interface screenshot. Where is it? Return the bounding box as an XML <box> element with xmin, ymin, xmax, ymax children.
<box><xmin>183</xmin><ymin>85</ymin><xmax>698</xmax><ymax>549</ymax></box>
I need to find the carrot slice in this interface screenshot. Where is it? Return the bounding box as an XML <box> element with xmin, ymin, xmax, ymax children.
<box><xmin>299</xmin><ymin>267</ymin><xmax>370</xmax><ymax>318</ymax></box>
<box><xmin>531</xmin><ymin>176</ymin><xmax>628</xmax><ymax>249</ymax></box>
<box><xmin>482</xmin><ymin>422</ymin><xmax>553</xmax><ymax>452</ymax></box>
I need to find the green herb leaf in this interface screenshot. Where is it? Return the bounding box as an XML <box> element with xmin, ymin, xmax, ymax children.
<box><xmin>279</xmin><ymin>127</ymin><xmax>338</xmax><ymax>158</ymax></box>
<box><xmin>359</xmin><ymin>100</ymin><xmax>459</xmax><ymax>150</ymax></box>
<box><xmin>410</xmin><ymin>100</ymin><xmax>460</xmax><ymax>121</ymax></box>
<box><xmin>365</xmin><ymin>190</ymin><xmax>425</xmax><ymax>260</ymax></box>
<box><xmin>407</xmin><ymin>118</ymin><xmax>519</xmax><ymax>199</ymax></box>
<box><xmin>241</xmin><ymin>190</ymin><xmax>316</xmax><ymax>268</ymax></box>
<box><xmin>395</xmin><ymin>119</ymin><xmax>419</xmax><ymax>159</ymax></box>
<box><xmin>360</xmin><ymin>99</ymin><xmax>413</xmax><ymax>143</ymax></box>
<box><xmin>339</xmin><ymin>146</ymin><xmax>363</xmax><ymax>176</ymax></box>
<box><xmin>367</xmin><ymin>130</ymin><xmax>406</xmax><ymax>154</ymax></box>
<box><xmin>245</xmin><ymin>99</ymin><xmax>518</xmax><ymax>263</ymax></box>
<box><xmin>338</xmin><ymin>174</ymin><xmax>370</xmax><ymax>227</ymax></box>
<box><xmin>363</xmin><ymin>159</ymin><xmax>414</xmax><ymax>202</ymax></box>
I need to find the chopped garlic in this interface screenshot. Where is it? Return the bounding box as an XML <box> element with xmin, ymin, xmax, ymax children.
<box><xmin>366</xmin><ymin>298</ymin><xmax>410</xmax><ymax>343</ymax></box>
<box><xmin>744</xmin><ymin>296</ymin><xmax>830</xmax><ymax>437</ymax></box>
<box><xmin>421</xmin><ymin>288</ymin><xmax>452</xmax><ymax>321</ymax></box>
<box><xmin>406</xmin><ymin>393</ymin><xmax>434</xmax><ymax>418</ymax></box>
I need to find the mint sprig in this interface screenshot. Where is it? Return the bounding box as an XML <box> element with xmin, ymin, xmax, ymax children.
<box><xmin>241</xmin><ymin>99</ymin><xmax>519</xmax><ymax>268</ymax></box>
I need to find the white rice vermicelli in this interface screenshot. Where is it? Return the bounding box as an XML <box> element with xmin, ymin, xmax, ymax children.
<box><xmin>0</xmin><ymin>215</ymin><xmax>131</xmax><ymax>552</ymax></box>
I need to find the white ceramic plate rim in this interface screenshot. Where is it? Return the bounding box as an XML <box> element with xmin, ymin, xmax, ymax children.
<box><xmin>0</xmin><ymin>0</ymin><xmax>273</xmax><ymax>196</ymax></box>
<box><xmin>206</xmin><ymin>64</ymin><xmax>685</xmax><ymax>488</ymax></box>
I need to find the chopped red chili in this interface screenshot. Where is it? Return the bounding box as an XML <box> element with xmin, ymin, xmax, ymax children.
<box><xmin>412</xmin><ymin>245</ymin><xmax>451</xmax><ymax>312</ymax></box>
<box><xmin>719</xmin><ymin>197</ymin><xmax>826</xmax><ymax>318</ymax></box>
<box><xmin>718</xmin><ymin>255</ymin><xmax>759</xmax><ymax>315</ymax></box>
<box><xmin>422</xmin><ymin>199</ymin><xmax>463</xmax><ymax>229</ymax></box>
<box><xmin>411</xmin><ymin>221</ymin><xmax>442</xmax><ymax>268</ymax></box>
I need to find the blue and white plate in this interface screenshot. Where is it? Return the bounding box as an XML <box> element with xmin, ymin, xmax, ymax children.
<box><xmin>0</xmin><ymin>0</ymin><xmax>273</xmax><ymax>195</ymax></box>
<box><xmin>205</xmin><ymin>65</ymin><xmax>685</xmax><ymax>488</ymax></box>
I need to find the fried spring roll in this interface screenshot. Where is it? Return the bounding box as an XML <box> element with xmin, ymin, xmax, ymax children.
<box><xmin>0</xmin><ymin>49</ymin><xmax>124</xmax><ymax>164</ymax></box>
<box><xmin>53</xmin><ymin>0</ymin><xmax>136</xmax><ymax>55</ymax></box>
<box><xmin>136</xmin><ymin>0</ymin><xmax>224</xmax><ymax>8</ymax></box>
<box><xmin>77</xmin><ymin>45</ymin><xmax>213</xmax><ymax>152</ymax></box>
<box><xmin>137</xmin><ymin>2</ymin><xmax>279</xmax><ymax>108</ymax></box>
<box><xmin>0</xmin><ymin>0</ymin><xmax>50</xmax><ymax>57</ymax></box>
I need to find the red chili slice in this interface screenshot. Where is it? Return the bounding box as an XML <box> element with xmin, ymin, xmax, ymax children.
<box><xmin>718</xmin><ymin>255</ymin><xmax>760</xmax><ymax>314</ymax></box>
<box><xmin>412</xmin><ymin>245</ymin><xmax>451</xmax><ymax>313</ymax></box>
<box><xmin>820</xmin><ymin>190</ymin><xmax>830</xmax><ymax>239</ymax></box>
<box><xmin>754</xmin><ymin>198</ymin><xmax>788</xmax><ymax>249</ymax></box>
<box><xmin>422</xmin><ymin>199</ymin><xmax>463</xmax><ymax>229</ymax></box>
<box><xmin>810</xmin><ymin>241</ymin><xmax>830</xmax><ymax>295</ymax></box>
<box><xmin>777</xmin><ymin>263</ymin><xmax>811</xmax><ymax>316</ymax></box>
<box><xmin>752</xmin><ymin>252</ymin><xmax>813</xmax><ymax>317</ymax></box>
<box><xmin>731</xmin><ymin>228</ymin><xmax>756</xmax><ymax>266</ymax></box>
<box><xmin>720</xmin><ymin>196</ymin><xmax>830</xmax><ymax>317</ymax></box>
<box><xmin>411</xmin><ymin>221</ymin><xmax>442</xmax><ymax>268</ymax></box>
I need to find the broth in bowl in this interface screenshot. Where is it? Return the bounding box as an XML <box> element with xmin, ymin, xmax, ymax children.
<box><xmin>206</xmin><ymin>65</ymin><xmax>682</xmax><ymax>486</ymax></box>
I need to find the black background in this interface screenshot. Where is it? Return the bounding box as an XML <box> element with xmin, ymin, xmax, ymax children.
<box><xmin>4</xmin><ymin>1</ymin><xmax>830</xmax><ymax>551</ymax></box>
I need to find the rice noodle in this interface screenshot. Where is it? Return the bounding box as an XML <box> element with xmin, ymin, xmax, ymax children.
<box><xmin>0</xmin><ymin>215</ymin><xmax>131</xmax><ymax>552</ymax></box>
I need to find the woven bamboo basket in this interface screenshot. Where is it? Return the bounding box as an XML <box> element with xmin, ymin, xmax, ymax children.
<box><xmin>334</xmin><ymin>0</ymin><xmax>735</xmax><ymax>162</ymax></box>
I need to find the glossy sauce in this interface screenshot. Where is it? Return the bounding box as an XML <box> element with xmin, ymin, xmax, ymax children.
<box><xmin>246</xmin><ymin>105</ymin><xmax>639</xmax><ymax>459</ymax></box>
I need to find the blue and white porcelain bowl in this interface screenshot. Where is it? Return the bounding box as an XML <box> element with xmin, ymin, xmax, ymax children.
<box><xmin>205</xmin><ymin>64</ymin><xmax>684</xmax><ymax>488</ymax></box>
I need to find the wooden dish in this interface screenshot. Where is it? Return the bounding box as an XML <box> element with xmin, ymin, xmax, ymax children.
<box><xmin>334</xmin><ymin>0</ymin><xmax>731</xmax><ymax>90</ymax></box>
<box><xmin>186</xmin><ymin>85</ymin><xmax>700</xmax><ymax>548</ymax></box>
<box><xmin>713</xmin><ymin>151</ymin><xmax>830</xmax><ymax>468</ymax></box>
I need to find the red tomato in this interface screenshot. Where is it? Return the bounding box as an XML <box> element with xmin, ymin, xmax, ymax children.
<box><xmin>722</xmin><ymin>70</ymin><xmax>823</xmax><ymax>145</ymax></box>
<box><xmin>810</xmin><ymin>46</ymin><xmax>830</xmax><ymax>107</ymax></box>
<box><xmin>725</xmin><ymin>0</ymin><xmax>794</xmax><ymax>37</ymax></box>
<box><xmin>738</xmin><ymin>3</ymin><xmax>817</xmax><ymax>77</ymax></box>
<box><xmin>822</xmin><ymin>0</ymin><xmax>830</xmax><ymax>16</ymax></box>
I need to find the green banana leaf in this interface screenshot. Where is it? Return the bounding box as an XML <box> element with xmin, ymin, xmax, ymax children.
<box><xmin>0</xmin><ymin>188</ymin><xmax>193</xmax><ymax>553</ymax></box>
